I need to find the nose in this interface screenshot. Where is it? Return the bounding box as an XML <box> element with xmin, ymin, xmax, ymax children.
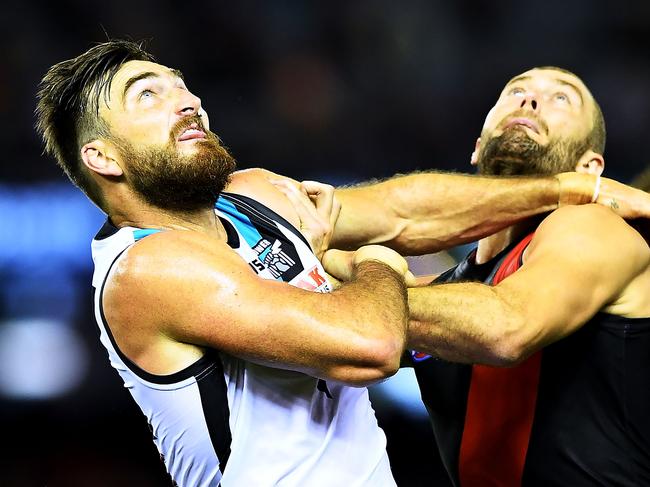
<box><xmin>519</xmin><ymin>92</ymin><xmax>538</xmax><ymax>111</ymax></box>
<box><xmin>176</xmin><ymin>89</ymin><xmax>202</xmax><ymax>117</ymax></box>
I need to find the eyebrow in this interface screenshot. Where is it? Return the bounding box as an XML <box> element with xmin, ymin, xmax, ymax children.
<box><xmin>505</xmin><ymin>75</ymin><xmax>584</xmax><ymax>105</ymax></box>
<box><xmin>171</xmin><ymin>68</ymin><xmax>184</xmax><ymax>80</ymax></box>
<box><xmin>506</xmin><ymin>74</ymin><xmax>531</xmax><ymax>87</ymax></box>
<box><xmin>121</xmin><ymin>68</ymin><xmax>185</xmax><ymax>101</ymax></box>
<box><xmin>556</xmin><ymin>78</ymin><xmax>584</xmax><ymax>106</ymax></box>
<box><xmin>122</xmin><ymin>71</ymin><xmax>158</xmax><ymax>101</ymax></box>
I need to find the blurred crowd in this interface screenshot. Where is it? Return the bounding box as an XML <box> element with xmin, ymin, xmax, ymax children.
<box><xmin>1</xmin><ymin>1</ymin><xmax>649</xmax><ymax>485</ymax></box>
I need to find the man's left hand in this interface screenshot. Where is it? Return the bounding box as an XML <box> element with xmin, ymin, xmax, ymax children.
<box><xmin>271</xmin><ymin>179</ymin><xmax>341</xmax><ymax>260</ymax></box>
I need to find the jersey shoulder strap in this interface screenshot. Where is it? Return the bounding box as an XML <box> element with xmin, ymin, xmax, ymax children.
<box><xmin>492</xmin><ymin>232</ymin><xmax>535</xmax><ymax>285</ymax></box>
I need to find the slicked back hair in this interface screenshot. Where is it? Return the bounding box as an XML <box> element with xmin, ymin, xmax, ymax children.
<box><xmin>36</xmin><ymin>40</ymin><xmax>156</xmax><ymax>208</ymax></box>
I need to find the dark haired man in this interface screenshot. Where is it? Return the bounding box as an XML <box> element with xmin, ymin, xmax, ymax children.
<box><xmin>398</xmin><ymin>68</ymin><xmax>650</xmax><ymax>486</ymax></box>
<box><xmin>38</xmin><ymin>40</ymin><xmax>411</xmax><ymax>486</ymax></box>
<box><xmin>37</xmin><ymin>42</ymin><xmax>650</xmax><ymax>486</ymax></box>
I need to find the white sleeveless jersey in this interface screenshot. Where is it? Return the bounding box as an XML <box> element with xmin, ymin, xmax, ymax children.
<box><xmin>91</xmin><ymin>193</ymin><xmax>396</xmax><ymax>487</ymax></box>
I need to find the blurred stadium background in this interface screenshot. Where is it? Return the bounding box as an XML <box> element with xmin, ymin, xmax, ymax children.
<box><xmin>1</xmin><ymin>1</ymin><xmax>649</xmax><ymax>485</ymax></box>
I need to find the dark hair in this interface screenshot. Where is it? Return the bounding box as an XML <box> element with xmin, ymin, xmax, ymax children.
<box><xmin>535</xmin><ymin>66</ymin><xmax>606</xmax><ymax>156</ymax></box>
<box><xmin>35</xmin><ymin>40</ymin><xmax>156</xmax><ymax>207</ymax></box>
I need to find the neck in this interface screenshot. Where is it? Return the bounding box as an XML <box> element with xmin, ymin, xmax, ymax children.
<box><xmin>108</xmin><ymin>194</ymin><xmax>226</xmax><ymax>241</ymax></box>
<box><xmin>475</xmin><ymin>218</ymin><xmax>539</xmax><ymax>264</ymax></box>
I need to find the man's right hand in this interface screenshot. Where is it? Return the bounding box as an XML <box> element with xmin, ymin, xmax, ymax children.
<box><xmin>324</xmin><ymin>246</ymin><xmax>416</xmax><ymax>286</ymax></box>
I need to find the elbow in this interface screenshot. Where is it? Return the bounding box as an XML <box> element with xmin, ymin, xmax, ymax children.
<box><xmin>480</xmin><ymin>312</ymin><xmax>533</xmax><ymax>367</ymax></box>
<box><xmin>347</xmin><ymin>301</ymin><xmax>408</xmax><ymax>382</ymax></box>
<box><xmin>370</xmin><ymin>333</ymin><xmax>404</xmax><ymax>378</ymax></box>
<box><xmin>486</xmin><ymin>339</ymin><xmax>530</xmax><ymax>367</ymax></box>
<box><xmin>330</xmin><ymin>331</ymin><xmax>405</xmax><ymax>387</ymax></box>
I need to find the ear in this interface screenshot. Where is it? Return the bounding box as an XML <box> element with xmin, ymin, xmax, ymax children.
<box><xmin>470</xmin><ymin>137</ymin><xmax>481</xmax><ymax>165</ymax></box>
<box><xmin>81</xmin><ymin>139</ymin><xmax>124</xmax><ymax>177</ymax></box>
<box><xmin>574</xmin><ymin>150</ymin><xmax>604</xmax><ymax>176</ymax></box>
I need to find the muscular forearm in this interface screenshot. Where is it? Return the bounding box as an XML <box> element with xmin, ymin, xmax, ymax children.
<box><xmin>333</xmin><ymin>171</ymin><xmax>595</xmax><ymax>254</ymax></box>
<box><xmin>345</xmin><ymin>259</ymin><xmax>408</xmax><ymax>350</ymax></box>
<box><xmin>313</xmin><ymin>260</ymin><xmax>408</xmax><ymax>384</ymax></box>
<box><xmin>407</xmin><ymin>283</ymin><xmax>526</xmax><ymax>366</ymax></box>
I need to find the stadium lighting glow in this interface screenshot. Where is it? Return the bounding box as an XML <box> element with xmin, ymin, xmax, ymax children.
<box><xmin>0</xmin><ymin>318</ymin><xmax>89</xmax><ymax>400</ymax></box>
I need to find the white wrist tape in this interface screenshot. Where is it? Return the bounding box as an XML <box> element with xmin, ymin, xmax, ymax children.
<box><xmin>591</xmin><ymin>175</ymin><xmax>601</xmax><ymax>203</ymax></box>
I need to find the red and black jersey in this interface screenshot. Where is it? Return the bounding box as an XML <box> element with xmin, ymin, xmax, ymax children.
<box><xmin>409</xmin><ymin>234</ymin><xmax>650</xmax><ymax>486</ymax></box>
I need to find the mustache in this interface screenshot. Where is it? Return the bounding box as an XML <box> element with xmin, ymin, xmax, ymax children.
<box><xmin>170</xmin><ymin>115</ymin><xmax>212</xmax><ymax>141</ymax></box>
<box><xmin>499</xmin><ymin>109</ymin><xmax>549</xmax><ymax>134</ymax></box>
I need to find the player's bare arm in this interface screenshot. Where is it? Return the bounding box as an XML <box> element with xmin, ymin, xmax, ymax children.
<box><xmin>103</xmin><ymin>230</ymin><xmax>409</xmax><ymax>387</ymax></box>
<box><xmin>331</xmin><ymin>171</ymin><xmax>650</xmax><ymax>254</ymax></box>
<box><xmin>407</xmin><ymin>204</ymin><xmax>650</xmax><ymax>365</ymax></box>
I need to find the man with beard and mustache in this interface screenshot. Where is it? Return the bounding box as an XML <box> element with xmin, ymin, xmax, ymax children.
<box><xmin>396</xmin><ymin>67</ymin><xmax>650</xmax><ymax>486</ymax></box>
<box><xmin>37</xmin><ymin>41</ymin><xmax>650</xmax><ymax>486</ymax></box>
<box><xmin>37</xmin><ymin>41</ymin><xmax>413</xmax><ymax>487</ymax></box>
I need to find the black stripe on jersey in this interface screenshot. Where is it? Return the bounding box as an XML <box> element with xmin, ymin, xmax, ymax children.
<box><xmin>97</xmin><ymin>239</ymin><xmax>234</xmax><ymax>477</ymax></box>
<box><xmin>94</xmin><ymin>218</ymin><xmax>120</xmax><ymax>240</ymax></box>
<box><xmin>220</xmin><ymin>192</ymin><xmax>312</xmax><ymax>251</ymax></box>
<box><xmin>196</xmin><ymin>363</ymin><xmax>232</xmax><ymax>472</ymax></box>
<box><xmin>220</xmin><ymin>192</ymin><xmax>308</xmax><ymax>282</ymax></box>
<box><xmin>96</xmin><ymin>249</ymin><xmax>225</xmax><ymax>385</ymax></box>
<box><xmin>220</xmin><ymin>217</ymin><xmax>240</xmax><ymax>249</ymax></box>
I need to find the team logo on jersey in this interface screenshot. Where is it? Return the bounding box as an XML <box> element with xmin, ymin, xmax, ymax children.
<box><xmin>295</xmin><ymin>265</ymin><xmax>332</xmax><ymax>293</ymax></box>
<box><xmin>411</xmin><ymin>350</ymin><xmax>432</xmax><ymax>362</ymax></box>
<box><xmin>263</xmin><ymin>240</ymin><xmax>296</xmax><ymax>278</ymax></box>
<box><xmin>250</xmin><ymin>238</ymin><xmax>303</xmax><ymax>282</ymax></box>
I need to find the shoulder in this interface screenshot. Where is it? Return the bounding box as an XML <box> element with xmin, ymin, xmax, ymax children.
<box><xmin>530</xmin><ymin>204</ymin><xmax>650</xmax><ymax>264</ymax></box>
<box><xmin>225</xmin><ymin>168</ymin><xmax>301</xmax><ymax>228</ymax></box>
<box><xmin>543</xmin><ymin>203</ymin><xmax>623</xmax><ymax>224</ymax></box>
<box><xmin>108</xmin><ymin>230</ymin><xmax>249</xmax><ymax>296</ymax></box>
<box><xmin>226</xmin><ymin>167</ymin><xmax>279</xmax><ymax>192</ymax></box>
<box><xmin>537</xmin><ymin>204</ymin><xmax>638</xmax><ymax>239</ymax></box>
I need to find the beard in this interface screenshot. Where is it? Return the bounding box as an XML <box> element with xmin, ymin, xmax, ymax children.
<box><xmin>116</xmin><ymin>116</ymin><xmax>237</xmax><ymax>212</ymax></box>
<box><xmin>476</xmin><ymin>126</ymin><xmax>587</xmax><ymax>177</ymax></box>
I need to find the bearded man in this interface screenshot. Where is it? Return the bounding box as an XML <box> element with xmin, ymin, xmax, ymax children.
<box><xmin>402</xmin><ymin>67</ymin><xmax>650</xmax><ymax>486</ymax></box>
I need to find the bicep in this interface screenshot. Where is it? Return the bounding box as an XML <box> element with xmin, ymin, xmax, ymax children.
<box><xmin>495</xmin><ymin>208</ymin><xmax>648</xmax><ymax>348</ymax></box>
<box><xmin>159</xmin><ymin>254</ymin><xmax>344</xmax><ymax>370</ymax></box>
<box><xmin>147</xmin><ymin>242</ymin><xmax>395</xmax><ymax>382</ymax></box>
<box><xmin>495</xmin><ymin>253</ymin><xmax>607</xmax><ymax>346</ymax></box>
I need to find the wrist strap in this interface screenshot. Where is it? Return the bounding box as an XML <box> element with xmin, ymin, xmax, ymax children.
<box><xmin>591</xmin><ymin>175</ymin><xmax>601</xmax><ymax>203</ymax></box>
